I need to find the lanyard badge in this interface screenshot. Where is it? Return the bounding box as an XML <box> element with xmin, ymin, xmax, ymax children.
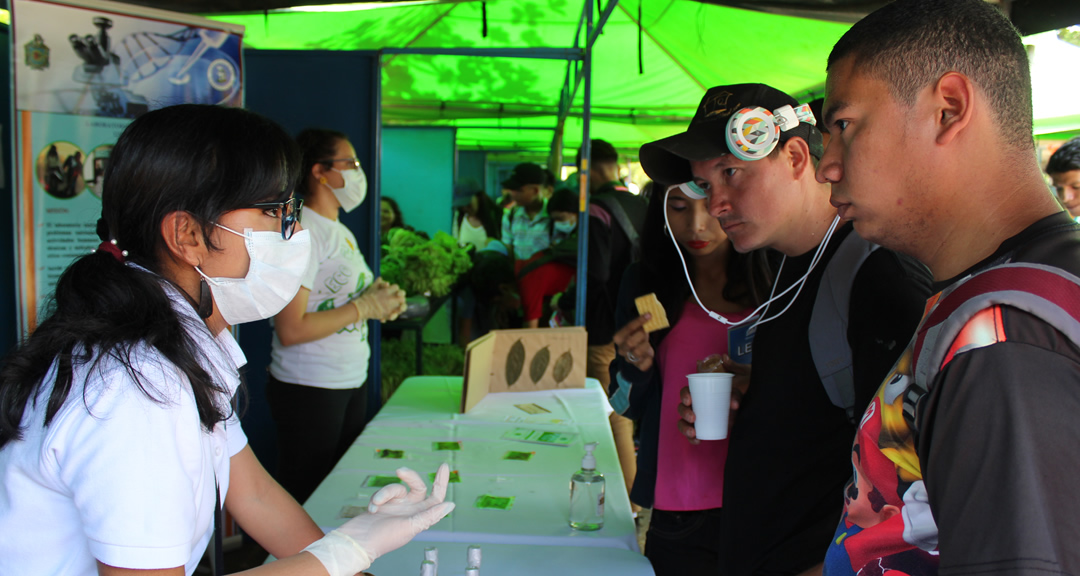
<box><xmin>727</xmin><ymin>314</ymin><xmax>759</xmax><ymax>364</ymax></box>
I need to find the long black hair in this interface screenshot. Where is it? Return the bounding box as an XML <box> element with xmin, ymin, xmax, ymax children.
<box><xmin>639</xmin><ymin>181</ymin><xmax>774</xmax><ymax>343</ymax></box>
<box><xmin>456</xmin><ymin>190</ymin><xmax>502</xmax><ymax>240</ymax></box>
<box><xmin>0</xmin><ymin>104</ymin><xmax>301</xmax><ymax>448</ymax></box>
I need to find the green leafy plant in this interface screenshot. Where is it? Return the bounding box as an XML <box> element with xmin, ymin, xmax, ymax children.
<box><xmin>381</xmin><ymin>229</ymin><xmax>473</xmax><ymax>297</ymax></box>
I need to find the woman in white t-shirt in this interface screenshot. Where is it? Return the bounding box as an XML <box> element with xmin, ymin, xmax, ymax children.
<box><xmin>452</xmin><ymin>184</ymin><xmax>501</xmax><ymax>251</ymax></box>
<box><xmin>0</xmin><ymin>106</ymin><xmax>452</xmax><ymax>576</ymax></box>
<box><xmin>269</xmin><ymin>128</ymin><xmax>407</xmax><ymax>504</ymax></box>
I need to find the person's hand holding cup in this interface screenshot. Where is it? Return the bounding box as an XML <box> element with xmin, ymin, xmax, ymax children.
<box><xmin>677</xmin><ymin>354</ymin><xmax>749</xmax><ymax>444</ymax></box>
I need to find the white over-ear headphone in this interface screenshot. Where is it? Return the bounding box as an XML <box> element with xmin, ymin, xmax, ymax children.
<box><xmin>726</xmin><ymin>103</ymin><xmax>817</xmax><ymax>162</ymax></box>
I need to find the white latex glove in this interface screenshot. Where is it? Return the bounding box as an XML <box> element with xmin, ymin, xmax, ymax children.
<box><xmin>303</xmin><ymin>464</ymin><xmax>455</xmax><ymax>576</ymax></box>
<box><xmin>353</xmin><ymin>278</ymin><xmax>407</xmax><ymax>322</ymax></box>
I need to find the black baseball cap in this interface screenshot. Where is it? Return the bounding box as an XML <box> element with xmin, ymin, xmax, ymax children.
<box><xmin>639</xmin><ymin>83</ymin><xmax>824</xmax><ymax>185</ymax></box>
<box><xmin>501</xmin><ymin>163</ymin><xmax>549</xmax><ymax>190</ymax></box>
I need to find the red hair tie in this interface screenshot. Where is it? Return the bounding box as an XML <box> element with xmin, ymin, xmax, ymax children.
<box><xmin>95</xmin><ymin>240</ymin><xmax>127</xmax><ymax>263</ymax></box>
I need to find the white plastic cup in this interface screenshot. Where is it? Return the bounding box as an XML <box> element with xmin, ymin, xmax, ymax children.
<box><xmin>687</xmin><ymin>373</ymin><xmax>734</xmax><ymax>440</ymax></box>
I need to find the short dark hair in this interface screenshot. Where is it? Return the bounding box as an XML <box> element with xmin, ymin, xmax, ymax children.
<box><xmin>1047</xmin><ymin>137</ymin><xmax>1080</xmax><ymax>174</ymax></box>
<box><xmin>576</xmin><ymin>139</ymin><xmax>619</xmax><ymax>168</ymax></box>
<box><xmin>828</xmin><ymin>0</ymin><xmax>1032</xmax><ymax>150</ymax></box>
<box><xmin>548</xmin><ymin>188</ymin><xmax>578</xmax><ymax>214</ymax></box>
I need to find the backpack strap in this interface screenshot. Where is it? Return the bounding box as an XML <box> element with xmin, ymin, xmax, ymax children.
<box><xmin>906</xmin><ymin>263</ymin><xmax>1080</xmax><ymax>432</ymax></box>
<box><xmin>593</xmin><ymin>194</ymin><xmax>643</xmax><ymax>254</ymax></box>
<box><xmin>809</xmin><ymin>230</ymin><xmax>880</xmax><ymax>423</ymax></box>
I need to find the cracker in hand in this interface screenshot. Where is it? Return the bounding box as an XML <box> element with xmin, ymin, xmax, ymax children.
<box><xmin>634</xmin><ymin>293</ymin><xmax>670</xmax><ymax>333</ymax></box>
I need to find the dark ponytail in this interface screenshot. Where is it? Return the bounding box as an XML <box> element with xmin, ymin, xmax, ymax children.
<box><xmin>0</xmin><ymin>104</ymin><xmax>301</xmax><ymax>448</ymax></box>
<box><xmin>296</xmin><ymin>128</ymin><xmax>348</xmax><ymax>199</ymax></box>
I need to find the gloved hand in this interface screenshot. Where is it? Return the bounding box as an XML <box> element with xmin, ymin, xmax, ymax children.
<box><xmin>352</xmin><ymin>278</ymin><xmax>408</xmax><ymax>322</ymax></box>
<box><xmin>303</xmin><ymin>464</ymin><xmax>455</xmax><ymax>576</ymax></box>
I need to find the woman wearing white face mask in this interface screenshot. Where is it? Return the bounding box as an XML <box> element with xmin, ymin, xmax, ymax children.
<box><xmin>269</xmin><ymin>128</ymin><xmax>407</xmax><ymax>505</ymax></box>
<box><xmin>0</xmin><ymin>106</ymin><xmax>453</xmax><ymax>576</ymax></box>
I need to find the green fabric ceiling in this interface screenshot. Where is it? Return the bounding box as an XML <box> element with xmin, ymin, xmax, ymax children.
<box><xmin>213</xmin><ymin>2</ymin><xmax>1080</xmax><ymax>154</ymax></box>
<box><xmin>213</xmin><ymin>0</ymin><xmax>851</xmax><ymax>154</ymax></box>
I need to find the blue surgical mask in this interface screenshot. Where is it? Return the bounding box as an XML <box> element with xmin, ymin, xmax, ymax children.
<box><xmin>554</xmin><ymin>220</ymin><xmax>576</xmax><ymax>234</ymax></box>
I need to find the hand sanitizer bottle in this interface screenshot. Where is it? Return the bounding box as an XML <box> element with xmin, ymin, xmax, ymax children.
<box><xmin>569</xmin><ymin>442</ymin><xmax>605</xmax><ymax>530</ymax></box>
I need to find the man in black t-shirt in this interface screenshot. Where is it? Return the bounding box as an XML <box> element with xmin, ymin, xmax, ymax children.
<box><xmin>638</xmin><ymin>83</ymin><xmax>932</xmax><ymax>575</ymax></box>
<box><xmin>811</xmin><ymin>1</ymin><xmax>1080</xmax><ymax>574</ymax></box>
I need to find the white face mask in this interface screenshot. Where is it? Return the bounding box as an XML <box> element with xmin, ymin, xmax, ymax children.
<box><xmin>195</xmin><ymin>225</ymin><xmax>312</xmax><ymax>325</ymax></box>
<box><xmin>325</xmin><ymin>167</ymin><xmax>368</xmax><ymax>213</ymax></box>
<box><xmin>554</xmin><ymin>220</ymin><xmax>576</xmax><ymax>234</ymax></box>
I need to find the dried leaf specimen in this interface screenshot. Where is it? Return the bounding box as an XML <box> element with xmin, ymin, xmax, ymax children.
<box><xmin>553</xmin><ymin>350</ymin><xmax>574</xmax><ymax>383</ymax></box>
<box><xmin>506</xmin><ymin>339</ymin><xmax>525</xmax><ymax>386</ymax></box>
<box><xmin>530</xmin><ymin>346</ymin><xmax>550</xmax><ymax>383</ymax></box>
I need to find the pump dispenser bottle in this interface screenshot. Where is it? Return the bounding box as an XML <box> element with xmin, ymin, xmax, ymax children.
<box><xmin>569</xmin><ymin>442</ymin><xmax>605</xmax><ymax>530</ymax></box>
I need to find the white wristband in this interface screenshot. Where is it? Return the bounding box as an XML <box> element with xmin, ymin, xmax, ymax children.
<box><xmin>303</xmin><ymin>530</ymin><xmax>373</xmax><ymax>576</ymax></box>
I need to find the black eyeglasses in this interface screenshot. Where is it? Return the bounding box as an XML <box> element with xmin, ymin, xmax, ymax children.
<box><xmin>320</xmin><ymin>157</ymin><xmax>361</xmax><ymax>170</ymax></box>
<box><xmin>249</xmin><ymin>197</ymin><xmax>304</xmax><ymax>240</ymax></box>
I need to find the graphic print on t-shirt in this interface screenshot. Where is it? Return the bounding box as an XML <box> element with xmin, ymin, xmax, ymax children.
<box><xmin>313</xmin><ymin>262</ymin><xmax>372</xmax><ymax>336</ymax></box>
<box><xmin>824</xmin><ymin>342</ymin><xmax>939</xmax><ymax>575</ymax></box>
<box><xmin>825</xmin><ymin>297</ymin><xmax>1009</xmax><ymax>575</ymax></box>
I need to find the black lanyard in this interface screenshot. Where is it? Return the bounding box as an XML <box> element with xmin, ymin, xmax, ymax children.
<box><xmin>208</xmin><ymin>479</ymin><xmax>225</xmax><ymax>576</ymax></box>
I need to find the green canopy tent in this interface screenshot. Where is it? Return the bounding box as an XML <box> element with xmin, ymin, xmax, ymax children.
<box><xmin>1028</xmin><ymin>27</ymin><xmax>1080</xmax><ymax>141</ymax></box>
<box><xmin>213</xmin><ymin>0</ymin><xmax>853</xmax><ymax>155</ymax></box>
<box><xmin>213</xmin><ymin>1</ymin><xmax>1080</xmax><ymax>152</ymax></box>
<box><xmin>212</xmin><ymin>0</ymin><xmax>859</xmax><ymax>322</ymax></box>
<box><xmin>210</xmin><ymin>0</ymin><xmax>1080</xmax><ymax>327</ymax></box>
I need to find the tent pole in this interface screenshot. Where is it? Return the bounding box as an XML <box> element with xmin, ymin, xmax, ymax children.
<box><xmin>383</xmin><ymin>47</ymin><xmax>581</xmax><ymax>60</ymax></box>
<box><xmin>574</xmin><ymin>0</ymin><xmax>593</xmax><ymax>328</ymax></box>
<box><xmin>586</xmin><ymin>0</ymin><xmax>620</xmax><ymax>50</ymax></box>
<box><xmin>548</xmin><ymin>64</ymin><xmax>571</xmax><ymax>176</ymax></box>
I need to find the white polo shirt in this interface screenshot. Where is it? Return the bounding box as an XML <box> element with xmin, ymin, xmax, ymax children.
<box><xmin>0</xmin><ymin>277</ymin><xmax>248</xmax><ymax>575</ymax></box>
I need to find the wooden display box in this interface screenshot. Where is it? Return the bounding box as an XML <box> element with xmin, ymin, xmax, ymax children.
<box><xmin>461</xmin><ymin>327</ymin><xmax>588</xmax><ymax>413</ymax></box>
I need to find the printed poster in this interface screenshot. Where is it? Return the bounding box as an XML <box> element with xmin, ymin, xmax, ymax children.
<box><xmin>12</xmin><ymin>0</ymin><xmax>244</xmax><ymax>334</ymax></box>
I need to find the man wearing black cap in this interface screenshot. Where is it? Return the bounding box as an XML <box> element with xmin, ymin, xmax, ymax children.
<box><xmin>636</xmin><ymin>83</ymin><xmax>931</xmax><ymax>575</ymax></box>
<box><xmin>500</xmin><ymin>162</ymin><xmax>556</xmax><ymax>267</ymax></box>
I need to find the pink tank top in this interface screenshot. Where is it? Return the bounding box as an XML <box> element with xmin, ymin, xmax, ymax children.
<box><xmin>653</xmin><ymin>301</ymin><xmax>751</xmax><ymax>511</ymax></box>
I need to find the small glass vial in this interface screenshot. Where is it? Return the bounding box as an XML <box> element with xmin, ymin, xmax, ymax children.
<box><xmin>466</xmin><ymin>544</ymin><xmax>482</xmax><ymax>568</ymax></box>
<box><xmin>569</xmin><ymin>442</ymin><xmax>605</xmax><ymax>530</ymax></box>
<box><xmin>465</xmin><ymin>568</ymin><xmax>480</xmax><ymax>576</ymax></box>
<box><xmin>423</xmin><ymin>547</ymin><xmax>438</xmax><ymax>574</ymax></box>
<box><xmin>420</xmin><ymin>559</ymin><xmax>436</xmax><ymax>576</ymax></box>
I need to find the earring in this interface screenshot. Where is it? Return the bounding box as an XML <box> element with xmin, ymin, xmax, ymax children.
<box><xmin>198</xmin><ymin>279</ymin><xmax>213</xmax><ymax>319</ymax></box>
<box><xmin>319</xmin><ymin>176</ymin><xmax>327</xmax><ymax>184</ymax></box>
